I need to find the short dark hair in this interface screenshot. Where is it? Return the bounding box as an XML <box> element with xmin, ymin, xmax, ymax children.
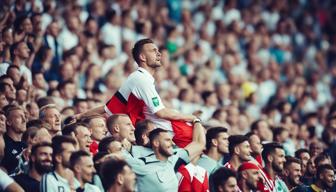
<box><xmin>273</xmin><ymin>127</ymin><xmax>287</xmax><ymax>141</ymax></box>
<box><xmin>132</xmin><ymin>38</ymin><xmax>154</xmax><ymax>64</ymax></box>
<box><xmin>134</xmin><ymin>119</ymin><xmax>154</xmax><ymax>146</ymax></box>
<box><xmin>250</xmin><ymin>120</ymin><xmax>263</xmax><ymax>132</ymax></box>
<box><xmin>52</xmin><ymin>135</ymin><xmax>76</xmax><ymax>164</ymax></box>
<box><xmin>98</xmin><ymin>136</ymin><xmax>117</xmax><ymax>152</ymax></box>
<box><xmin>228</xmin><ymin>135</ymin><xmax>248</xmax><ymax>155</ymax></box>
<box><xmin>100</xmin><ymin>158</ymin><xmax>130</xmax><ymax>190</ymax></box>
<box><xmin>201</xmin><ymin>90</ymin><xmax>214</xmax><ymax>103</ymax></box>
<box><xmin>206</xmin><ymin>127</ymin><xmax>228</xmax><ymax>150</ymax></box>
<box><xmin>262</xmin><ymin>142</ymin><xmax>284</xmax><ymax>163</ymax></box>
<box><xmin>62</xmin><ymin>122</ymin><xmax>87</xmax><ymax>136</ymax></box>
<box><xmin>295</xmin><ymin>148</ymin><xmax>310</xmax><ymax>159</ymax></box>
<box><xmin>314</xmin><ymin>153</ymin><xmax>331</xmax><ymax>167</ymax></box>
<box><xmin>148</xmin><ymin>128</ymin><xmax>167</xmax><ymax>147</ymax></box>
<box><xmin>212</xmin><ymin>167</ymin><xmax>236</xmax><ymax>191</ymax></box>
<box><xmin>316</xmin><ymin>164</ymin><xmax>334</xmax><ymax>181</ymax></box>
<box><xmin>285</xmin><ymin>156</ymin><xmax>301</xmax><ymax>169</ymax></box>
<box><xmin>70</xmin><ymin>150</ymin><xmax>91</xmax><ymax>169</ymax></box>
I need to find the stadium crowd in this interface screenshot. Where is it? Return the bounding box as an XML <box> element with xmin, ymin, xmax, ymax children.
<box><xmin>0</xmin><ymin>0</ymin><xmax>336</xmax><ymax>191</ymax></box>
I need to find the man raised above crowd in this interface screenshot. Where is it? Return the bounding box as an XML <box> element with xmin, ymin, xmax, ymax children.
<box><xmin>74</xmin><ymin>38</ymin><xmax>199</xmax><ymax>148</ymax></box>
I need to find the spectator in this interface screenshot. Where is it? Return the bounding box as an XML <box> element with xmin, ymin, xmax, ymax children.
<box><xmin>250</xmin><ymin>120</ymin><xmax>273</xmax><ymax>142</ymax></box>
<box><xmin>39</xmin><ymin>104</ymin><xmax>61</xmax><ymax>137</ymax></box>
<box><xmin>122</xmin><ymin>121</ymin><xmax>205</xmax><ymax>192</ymax></box>
<box><xmin>308</xmin><ymin>164</ymin><xmax>335</xmax><ymax>192</ymax></box>
<box><xmin>82</xmin><ymin>114</ymin><xmax>107</xmax><ymax>154</ymax></box>
<box><xmin>14</xmin><ymin>142</ymin><xmax>53</xmax><ymax>192</ymax></box>
<box><xmin>106</xmin><ymin>114</ymin><xmax>135</xmax><ymax>143</ymax></box>
<box><xmin>295</xmin><ymin>149</ymin><xmax>310</xmax><ymax>175</ymax></box>
<box><xmin>212</xmin><ymin>167</ymin><xmax>237</xmax><ymax>192</ymax></box>
<box><xmin>40</xmin><ymin>135</ymin><xmax>76</xmax><ymax>192</ymax></box>
<box><xmin>198</xmin><ymin>127</ymin><xmax>229</xmax><ymax>175</ymax></box>
<box><xmin>98</xmin><ymin>136</ymin><xmax>122</xmax><ymax>154</ymax></box>
<box><xmin>70</xmin><ymin>150</ymin><xmax>101</xmax><ymax>191</ymax></box>
<box><xmin>259</xmin><ymin>142</ymin><xmax>288</xmax><ymax>191</ymax></box>
<box><xmin>283</xmin><ymin>157</ymin><xmax>304</xmax><ymax>191</ymax></box>
<box><xmin>1</xmin><ymin>105</ymin><xmax>27</xmax><ymax>175</ymax></box>
<box><xmin>237</xmin><ymin>162</ymin><xmax>261</xmax><ymax>192</ymax></box>
<box><xmin>224</xmin><ymin>135</ymin><xmax>251</xmax><ymax>171</ymax></box>
<box><xmin>100</xmin><ymin>158</ymin><xmax>136</xmax><ymax>192</ymax></box>
<box><xmin>62</xmin><ymin>122</ymin><xmax>92</xmax><ymax>152</ymax></box>
<box><xmin>246</xmin><ymin>132</ymin><xmax>263</xmax><ymax>166</ymax></box>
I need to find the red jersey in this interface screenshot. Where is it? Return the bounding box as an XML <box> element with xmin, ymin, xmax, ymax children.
<box><xmin>104</xmin><ymin>67</ymin><xmax>193</xmax><ymax>148</ymax></box>
<box><xmin>177</xmin><ymin>163</ymin><xmax>209</xmax><ymax>192</ymax></box>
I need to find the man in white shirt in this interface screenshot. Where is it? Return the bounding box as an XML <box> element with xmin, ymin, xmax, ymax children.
<box><xmin>70</xmin><ymin>150</ymin><xmax>101</xmax><ymax>192</ymax></box>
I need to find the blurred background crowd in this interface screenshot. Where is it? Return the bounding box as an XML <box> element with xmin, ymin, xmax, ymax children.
<box><xmin>0</xmin><ymin>0</ymin><xmax>336</xmax><ymax>191</ymax></box>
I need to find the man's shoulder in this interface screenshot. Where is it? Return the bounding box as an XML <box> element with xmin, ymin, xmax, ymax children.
<box><xmin>84</xmin><ymin>183</ymin><xmax>101</xmax><ymax>192</ymax></box>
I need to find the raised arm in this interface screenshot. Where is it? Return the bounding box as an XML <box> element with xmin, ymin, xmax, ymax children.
<box><xmin>184</xmin><ymin>120</ymin><xmax>206</xmax><ymax>160</ymax></box>
<box><xmin>75</xmin><ymin>105</ymin><xmax>105</xmax><ymax>120</ymax></box>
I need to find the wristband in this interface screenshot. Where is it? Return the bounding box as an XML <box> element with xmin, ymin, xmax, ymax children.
<box><xmin>193</xmin><ymin>118</ymin><xmax>202</xmax><ymax>124</ymax></box>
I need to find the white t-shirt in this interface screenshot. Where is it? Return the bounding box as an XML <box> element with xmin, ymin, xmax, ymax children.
<box><xmin>0</xmin><ymin>169</ymin><xmax>14</xmax><ymax>190</ymax></box>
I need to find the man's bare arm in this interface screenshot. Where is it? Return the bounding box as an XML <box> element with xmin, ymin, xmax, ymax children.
<box><xmin>155</xmin><ymin>108</ymin><xmax>196</xmax><ymax>122</ymax></box>
<box><xmin>5</xmin><ymin>182</ymin><xmax>24</xmax><ymax>192</ymax></box>
<box><xmin>75</xmin><ymin>105</ymin><xmax>105</xmax><ymax>119</ymax></box>
<box><xmin>184</xmin><ymin>121</ymin><xmax>206</xmax><ymax>160</ymax></box>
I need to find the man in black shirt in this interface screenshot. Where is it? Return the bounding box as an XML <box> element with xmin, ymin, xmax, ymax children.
<box><xmin>14</xmin><ymin>142</ymin><xmax>53</xmax><ymax>192</ymax></box>
<box><xmin>0</xmin><ymin>104</ymin><xmax>27</xmax><ymax>175</ymax></box>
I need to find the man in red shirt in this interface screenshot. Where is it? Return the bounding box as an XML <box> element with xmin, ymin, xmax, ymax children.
<box><xmin>75</xmin><ymin>39</ymin><xmax>198</xmax><ymax>148</ymax></box>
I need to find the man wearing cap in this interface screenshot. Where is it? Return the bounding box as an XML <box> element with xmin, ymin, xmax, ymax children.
<box><xmin>224</xmin><ymin>135</ymin><xmax>251</xmax><ymax>171</ymax></box>
<box><xmin>237</xmin><ymin>162</ymin><xmax>261</xmax><ymax>192</ymax></box>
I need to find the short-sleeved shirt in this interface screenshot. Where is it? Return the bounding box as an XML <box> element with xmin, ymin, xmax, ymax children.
<box><xmin>73</xmin><ymin>178</ymin><xmax>101</xmax><ymax>192</ymax></box>
<box><xmin>197</xmin><ymin>154</ymin><xmax>223</xmax><ymax>176</ymax></box>
<box><xmin>40</xmin><ymin>171</ymin><xmax>71</xmax><ymax>192</ymax></box>
<box><xmin>104</xmin><ymin>67</ymin><xmax>171</xmax><ymax>131</ymax></box>
<box><xmin>1</xmin><ymin>134</ymin><xmax>27</xmax><ymax>175</ymax></box>
<box><xmin>123</xmin><ymin>149</ymin><xmax>190</xmax><ymax>192</ymax></box>
<box><xmin>0</xmin><ymin>169</ymin><xmax>14</xmax><ymax>191</ymax></box>
<box><xmin>14</xmin><ymin>173</ymin><xmax>40</xmax><ymax>192</ymax></box>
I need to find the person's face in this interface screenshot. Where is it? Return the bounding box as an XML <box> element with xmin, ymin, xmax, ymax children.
<box><xmin>3</xmin><ymin>28</ymin><xmax>13</xmax><ymax>45</ymax></box>
<box><xmin>89</xmin><ymin>118</ymin><xmax>107</xmax><ymax>141</ymax></box>
<box><xmin>61</xmin><ymin>143</ymin><xmax>76</xmax><ymax>168</ymax></box>
<box><xmin>7</xmin><ymin>68</ymin><xmax>21</xmax><ymax>85</ymax></box>
<box><xmin>141</xmin><ymin>43</ymin><xmax>161</xmax><ymax>68</ymax></box>
<box><xmin>76</xmin><ymin>126</ymin><xmax>92</xmax><ymax>152</ymax></box>
<box><xmin>238</xmin><ymin>141</ymin><xmax>251</xmax><ymax>161</ymax></box>
<box><xmin>0</xmin><ymin>114</ymin><xmax>6</xmax><ymax>134</ymax></box>
<box><xmin>216</xmin><ymin>132</ymin><xmax>229</xmax><ymax>154</ymax></box>
<box><xmin>271</xmin><ymin>148</ymin><xmax>286</xmax><ymax>172</ymax></box>
<box><xmin>116</xmin><ymin>116</ymin><xmax>135</xmax><ymax>143</ymax></box>
<box><xmin>310</xmin><ymin>142</ymin><xmax>323</xmax><ymax>158</ymax></box>
<box><xmin>321</xmin><ymin>169</ymin><xmax>335</xmax><ymax>189</ymax></box>
<box><xmin>0</xmin><ymin>94</ymin><xmax>8</xmax><ymax>108</ymax></box>
<box><xmin>307</xmin><ymin>159</ymin><xmax>316</xmax><ymax>175</ymax></box>
<box><xmin>157</xmin><ymin>132</ymin><xmax>174</xmax><ymax>157</ymax></box>
<box><xmin>121</xmin><ymin>165</ymin><xmax>137</xmax><ymax>192</ymax></box>
<box><xmin>108</xmin><ymin>141</ymin><xmax>123</xmax><ymax>153</ymax></box>
<box><xmin>15</xmin><ymin>42</ymin><xmax>30</xmax><ymax>59</ymax></box>
<box><xmin>49</xmin><ymin>22</ymin><xmax>60</xmax><ymax>37</ymax></box>
<box><xmin>257</xmin><ymin>121</ymin><xmax>272</xmax><ymax>141</ymax></box>
<box><xmin>7</xmin><ymin>109</ymin><xmax>26</xmax><ymax>133</ymax></box>
<box><xmin>75</xmin><ymin>101</ymin><xmax>88</xmax><ymax>114</ymax></box>
<box><xmin>33</xmin><ymin>73</ymin><xmax>47</xmax><ymax>89</ymax></box>
<box><xmin>249</xmin><ymin>135</ymin><xmax>263</xmax><ymax>155</ymax></box>
<box><xmin>62</xmin><ymin>83</ymin><xmax>76</xmax><ymax>99</ymax></box>
<box><xmin>245</xmin><ymin>169</ymin><xmax>260</xmax><ymax>190</ymax></box>
<box><xmin>78</xmin><ymin>156</ymin><xmax>96</xmax><ymax>183</ymax></box>
<box><xmin>32</xmin><ymin>146</ymin><xmax>53</xmax><ymax>174</ymax></box>
<box><xmin>28</xmin><ymin>102</ymin><xmax>39</xmax><ymax>120</ymax></box>
<box><xmin>286</xmin><ymin>162</ymin><xmax>302</xmax><ymax>186</ymax></box>
<box><xmin>44</xmin><ymin>108</ymin><xmax>61</xmax><ymax>135</ymax></box>
<box><xmin>218</xmin><ymin>177</ymin><xmax>238</xmax><ymax>192</ymax></box>
<box><xmin>4</xmin><ymin>83</ymin><xmax>16</xmax><ymax>101</ymax></box>
<box><xmin>22</xmin><ymin>18</ymin><xmax>33</xmax><ymax>33</ymax></box>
